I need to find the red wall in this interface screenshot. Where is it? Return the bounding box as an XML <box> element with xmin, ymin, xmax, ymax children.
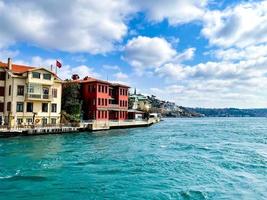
<box><xmin>82</xmin><ymin>81</ymin><xmax>129</xmax><ymax>121</ymax></box>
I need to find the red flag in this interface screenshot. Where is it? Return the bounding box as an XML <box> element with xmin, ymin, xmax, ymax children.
<box><xmin>56</xmin><ymin>60</ymin><xmax>62</xmax><ymax>68</ymax></box>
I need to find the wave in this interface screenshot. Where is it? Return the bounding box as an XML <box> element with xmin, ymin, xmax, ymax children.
<box><xmin>0</xmin><ymin>170</ymin><xmax>47</xmax><ymax>182</ymax></box>
<box><xmin>179</xmin><ymin>190</ymin><xmax>207</xmax><ymax>200</ymax></box>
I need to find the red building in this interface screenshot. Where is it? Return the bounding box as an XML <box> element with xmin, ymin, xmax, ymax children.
<box><xmin>79</xmin><ymin>76</ymin><xmax>129</xmax><ymax>121</ymax></box>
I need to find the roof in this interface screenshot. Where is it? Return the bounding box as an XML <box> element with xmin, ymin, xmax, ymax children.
<box><xmin>70</xmin><ymin>77</ymin><xmax>130</xmax><ymax>88</ymax></box>
<box><xmin>0</xmin><ymin>61</ymin><xmax>35</xmax><ymax>73</ymax></box>
<box><xmin>0</xmin><ymin>61</ymin><xmax>60</xmax><ymax>80</ymax></box>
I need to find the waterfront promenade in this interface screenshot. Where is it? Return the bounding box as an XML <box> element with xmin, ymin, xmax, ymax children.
<box><xmin>0</xmin><ymin>118</ymin><xmax>160</xmax><ymax>137</ymax></box>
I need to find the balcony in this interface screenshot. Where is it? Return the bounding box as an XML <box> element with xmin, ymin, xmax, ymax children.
<box><xmin>109</xmin><ymin>104</ymin><xmax>119</xmax><ymax>108</ymax></box>
<box><xmin>26</xmin><ymin>93</ymin><xmax>52</xmax><ymax>101</ymax></box>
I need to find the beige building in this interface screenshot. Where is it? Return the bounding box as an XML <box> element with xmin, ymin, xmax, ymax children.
<box><xmin>0</xmin><ymin>58</ymin><xmax>62</xmax><ymax>127</ymax></box>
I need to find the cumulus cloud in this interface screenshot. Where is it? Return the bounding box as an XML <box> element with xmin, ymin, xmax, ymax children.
<box><xmin>114</xmin><ymin>72</ymin><xmax>128</xmax><ymax>80</ymax></box>
<box><xmin>134</xmin><ymin>0</ymin><xmax>208</xmax><ymax>25</ymax></box>
<box><xmin>123</xmin><ymin>36</ymin><xmax>195</xmax><ymax>73</ymax></box>
<box><xmin>58</xmin><ymin>64</ymin><xmax>100</xmax><ymax>80</ymax></box>
<box><xmin>0</xmin><ymin>0</ymin><xmax>208</xmax><ymax>54</ymax></box>
<box><xmin>214</xmin><ymin>44</ymin><xmax>267</xmax><ymax>61</ymax></box>
<box><xmin>0</xmin><ymin>0</ymin><xmax>133</xmax><ymax>54</ymax></box>
<box><xmin>12</xmin><ymin>56</ymin><xmax>99</xmax><ymax>80</ymax></box>
<box><xmin>202</xmin><ymin>1</ymin><xmax>267</xmax><ymax>48</ymax></box>
<box><xmin>0</xmin><ymin>49</ymin><xmax>19</xmax><ymax>61</ymax></box>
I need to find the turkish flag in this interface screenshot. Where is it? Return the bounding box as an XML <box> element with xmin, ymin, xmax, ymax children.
<box><xmin>56</xmin><ymin>60</ymin><xmax>62</xmax><ymax>68</ymax></box>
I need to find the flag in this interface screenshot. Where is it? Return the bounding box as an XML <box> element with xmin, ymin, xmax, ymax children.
<box><xmin>56</xmin><ymin>60</ymin><xmax>62</xmax><ymax>68</ymax></box>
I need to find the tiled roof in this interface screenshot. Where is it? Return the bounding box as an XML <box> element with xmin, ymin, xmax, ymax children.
<box><xmin>71</xmin><ymin>77</ymin><xmax>130</xmax><ymax>88</ymax></box>
<box><xmin>0</xmin><ymin>61</ymin><xmax>35</xmax><ymax>73</ymax></box>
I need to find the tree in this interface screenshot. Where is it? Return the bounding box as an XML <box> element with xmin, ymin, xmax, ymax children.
<box><xmin>61</xmin><ymin>81</ymin><xmax>82</xmax><ymax>122</ymax></box>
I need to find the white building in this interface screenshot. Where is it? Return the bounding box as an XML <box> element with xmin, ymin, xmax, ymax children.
<box><xmin>0</xmin><ymin>58</ymin><xmax>62</xmax><ymax>127</ymax></box>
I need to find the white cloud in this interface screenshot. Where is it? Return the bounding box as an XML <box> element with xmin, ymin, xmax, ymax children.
<box><xmin>134</xmin><ymin>0</ymin><xmax>208</xmax><ymax>25</ymax></box>
<box><xmin>123</xmin><ymin>36</ymin><xmax>195</xmax><ymax>73</ymax></box>
<box><xmin>114</xmin><ymin>72</ymin><xmax>128</xmax><ymax>80</ymax></box>
<box><xmin>123</xmin><ymin>36</ymin><xmax>176</xmax><ymax>69</ymax></box>
<box><xmin>214</xmin><ymin>44</ymin><xmax>267</xmax><ymax>61</ymax></box>
<box><xmin>12</xmin><ymin>56</ymin><xmax>99</xmax><ymax>80</ymax></box>
<box><xmin>58</xmin><ymin>64</ymin><xmax>100</xmax><ymax>80</ymax></box>
<box><xmin>0</xmin><ymin>49</ymin><xmax>19</xmax><ymax>61</ymax></box>
<box><xmin>152</xmin><ymin>53</ymin><xmax>267</xmax><ymax>108</ymax></box>
<box><xmin>102</xmin><ymin>65</ymin><xmax>121</xmax><ymax>71</ymax></box>
<box><xmin>202</xmin><ymin>1</ymin><xmax>267</xmax><ymax>48</ymax></box>
<box><xmin>0</xmin><ymin>0</ymin><xmax>134</xmax><ymax>54</ymax></box>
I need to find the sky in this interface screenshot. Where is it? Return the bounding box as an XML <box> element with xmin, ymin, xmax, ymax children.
<box><xmin>0</xmin><ymin>0</ymin><xmax>267</xmax><ymax>108</ymax></box>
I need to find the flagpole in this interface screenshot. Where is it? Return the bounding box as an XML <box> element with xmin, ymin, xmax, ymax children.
<box><xmin>50</xmin><ymin>64</ymin><xmax>53</xmax><ymax>72</ymax></box>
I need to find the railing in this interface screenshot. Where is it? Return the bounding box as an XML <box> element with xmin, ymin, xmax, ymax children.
<box><xmin>0</xmin><ymin>123</ymin><xmax>80</xmax><ymax>130</ymax></box>
<box><xmin>109</xmin><ymin>104</ymin><xmax>119</xmax><ymax>108</ymax></box>
<box><xmin>26</xmin><ymin>94</ymin><xmax>52</xmax><ymax>100</ymax></box>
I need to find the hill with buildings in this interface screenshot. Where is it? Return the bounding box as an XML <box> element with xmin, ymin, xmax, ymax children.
<box><xmin>129</xmin><ymin>92</ymin><xmax>203</xmax><ymax>118</ymax></box>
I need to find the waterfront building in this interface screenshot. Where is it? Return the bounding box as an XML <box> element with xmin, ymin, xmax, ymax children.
<box><xmin>66</xmin><ymin>76</ymin><xmax>130</xmax><ymax>121</ymax></box>
<box><xmin>0</xmin><ymin>58</ymin><xmax>62</xmax><ymax>127</ymax></box>
<box><xmin>129</xmin><ymin>90</ymin><xmax>151</xmax><ymax>112</ymax></box>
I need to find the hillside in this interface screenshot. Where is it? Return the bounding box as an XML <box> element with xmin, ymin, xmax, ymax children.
<box><xmin>188</xmin><ymin>108</ymin><xmax>267</xmax><ymax>117</ymax></box>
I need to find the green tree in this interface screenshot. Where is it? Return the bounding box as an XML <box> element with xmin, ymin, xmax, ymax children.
<box><xmin>61</xmin><ymin>81</ymin><xmax>82</xmax><ymax>122</ymax></box>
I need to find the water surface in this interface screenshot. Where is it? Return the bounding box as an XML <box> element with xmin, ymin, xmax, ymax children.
<box><xmin>0</xmin><ymin>118</ymin><xmax>267</xmax><ymax>199</ymax></box>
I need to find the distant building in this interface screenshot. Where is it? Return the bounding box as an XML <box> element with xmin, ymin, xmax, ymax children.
<box><xmin>0</xmin><ymin>58</ymin><xmax>62</xmax><ymax>127</ymax></box>
<box><xmin>129</xmin><ymin>90</ymin><xmax>151</xmax><ymax>112</ymax></box>
<box><xmin>69</xmin><ymin>76</ymin><xmax>130</xmax><ymax>121</ymax></box>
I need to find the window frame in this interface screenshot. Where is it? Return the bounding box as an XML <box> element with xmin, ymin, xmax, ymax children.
<box><xmin>16</xmin><ymin>102</ymin><xmax>24</xmax><ymax>112</ymax></box>
<box><xmin>42</xmin><ymin>103</ymin><xmax>48</xmax><ymax>112</ymax></box>
<box><xmin>26</xmin><ymin>102</ymin><xmax>33</xmax><ymax>112</ymax></box>
<box><xmin>43</xmin><ymin>73</ymin><xmax>51</xmax><ymax>80</ymax></box>
<box><xmin>32</xmin><ymin>72</ymin><xmax>41</xmax><ymax>79</ymax></box>
<box><xmin>17</xmin><ymin>85</ymin><xmax>24</xmax><ymax>96</ymax></box>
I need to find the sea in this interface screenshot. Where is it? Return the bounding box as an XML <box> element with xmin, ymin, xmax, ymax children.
<box><xmin>0</xmin><ymin>118</ymin><xmax>266</xmax><ymax>200</ymax></box>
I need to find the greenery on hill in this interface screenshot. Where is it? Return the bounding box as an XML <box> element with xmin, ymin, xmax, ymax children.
<box><xmin>188</xmin><ymin>108</ymin><xmax>267</xmax><ymax>117</ymax></box>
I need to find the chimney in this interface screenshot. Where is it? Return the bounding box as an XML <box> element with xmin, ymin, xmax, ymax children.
<box><xmin>7</xmin><ymin>58</ymin><xmax>12</xmax><ymax>70</ymax></box>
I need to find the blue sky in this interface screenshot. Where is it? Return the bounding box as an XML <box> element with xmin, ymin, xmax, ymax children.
<box><xmin>0</xmin><ymin>0</ymin><xmax>267</xmax><ymax>108</ymax></box>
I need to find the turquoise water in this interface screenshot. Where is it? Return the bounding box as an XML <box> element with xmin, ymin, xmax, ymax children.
<box><xmin>0</xmin><ymin>118</ymin><xmax>267</xmax><ymax>200</ymax></box>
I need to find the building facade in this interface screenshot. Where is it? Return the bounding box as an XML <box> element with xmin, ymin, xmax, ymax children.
<box><xmin>78</xmin><ymin>77</ymin><xmax>129</xmax><ymax>121</ymax></box>
<box><xmin>0</xmin><ymin>58</ymin><xmax>62</xmax><ymax>127</ymax></box>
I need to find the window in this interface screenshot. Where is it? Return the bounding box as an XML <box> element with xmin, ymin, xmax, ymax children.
<box><xmin>32</xmin><ymin>72</ymin><xmax>40</xmax><ymax>79</ymax></box>
<box><xmin>16</xmin><ymin>102</ymin><xmax>24</xmax><ymax>112</ymax></box>
<box><xmin>8</xmin><ymin>85</ymin><xmax>11</xmax><ymax>96</ymax></box>
<box><xmin>51</xmin><ymin>104</ymin><xmax>57</xmax><ymax>113</ymax></box>
<box><xmin>102</xmin><ymin>98</ymin><xmax>104</xmax><ymax>106</ymax></box>
<box><xmin>98</xmin><ymin>85</ymin><xmax>101</xmax><ymax>92</ymax></box>
<box><xmin>43</xmin><ymin>73</ymin><xmax>51</xmax><ymax>80</ymax></box>
<box><xmin>0</xmin><ymin>87</ymin><xmax>4</xmax><ymax>96</ymax></box>
<box><xmin>26</xmin><ymin>118</ymin><xmax>33</xmax><ymax>125</ymax></box>
<box><xmin>17</xmin><ymin>118</ymin><xmax>23</xmax><ymax>125</ymax></box>
<box><xmin>52</xmin><ymin>88</ymin><xmax>57</xmax><ymax>98</ymax></box>
<box><xmin>42</xmin><ymin>103</ymin><xmax>48</xmax><ymax>112</ymax></box>
<box><xmin>51</xmin><ymin>118</ymin><xmax>57</xmax><ymax>125</ymax></box>
<box><xmin>42</xmin><ymin>118</ymin><xmax>48</xmax><ymax>126</ymax></box>
<box><xmin>0</xmin><ymin>72</ymin><xmax>5</xmax><ymax>80</ymax></box>
<box><xmin>0</xmin><ymin>103</ymin><xmax>4</xmax><ymax>112</ymax></box>
<box><xmin>26</xmin><ymin>102</ymin><xmax>33</xmax><ymax>112</ymax></box>
<box><xmin>98</xmin><ymin>98</ymin><xmax>100</xmax><ymax>105</ymax></box>
<box><xmin>7</xmin><ymin>102</ymin><xmax>11</xmax><ymax>112</ymax></box>
<box><xmin>28</xmin><ymin>84</ymin><xmax>34</xmax><ymax>93</ymax></box>
<box><xmin>43</xmin><ymin>87</ymin><xmax>49</xmax><ymax>99</ymax></box>
<box><xmin>17</xmin><ymin>85</ymin><xmax>24</xmax><ymax>96</ymax></box>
